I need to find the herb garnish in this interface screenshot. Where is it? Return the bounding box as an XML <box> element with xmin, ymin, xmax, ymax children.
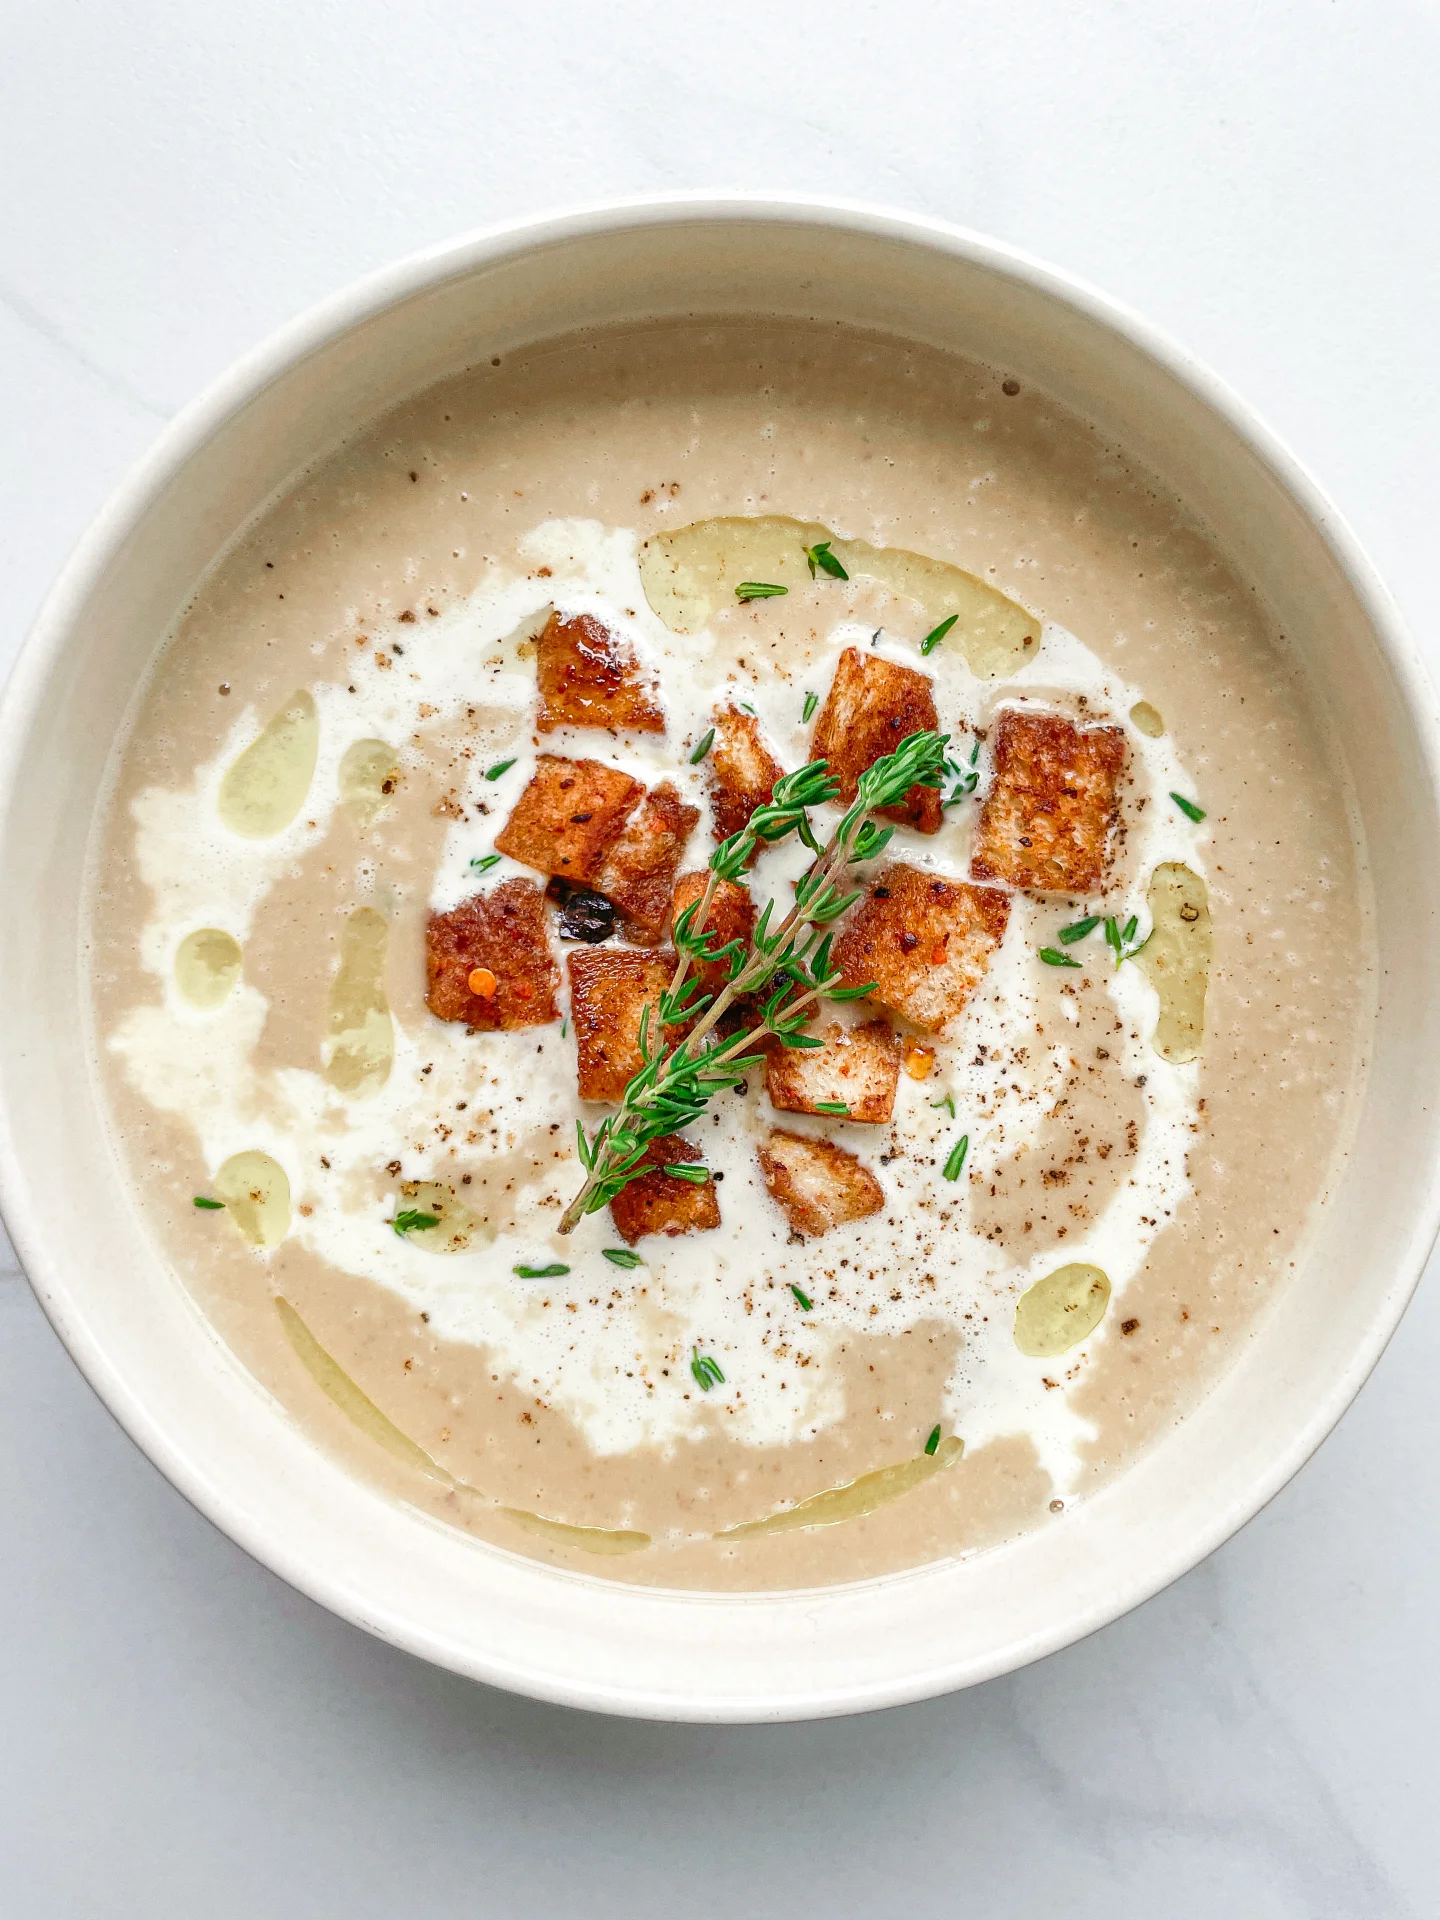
<box><xmin>943</xmin><ymin>1136</ymin><xmax>969</xmax><ymax>1181</ymax></box>
<box><xmin>689</xmin><ymin>728</ymin><xmax>715</xmax><ymax>765</ymax></box>
<box><xmin>790</xmin><ymin>1284</ymin><xmax>814</xmax><ymax>1311</ymax></box>
<box><xmin>393</xmin><ymin>1209</ymin><xmax>440</xmax><ymax>1236</ymax></box>
<box><xmin>813</xmin><ymin>1100</ymin><xmax>850</xmax><ymax>1116</ymax></box>
<box><xmin>931</xmin><ymin>1092</ymin><xmax>956</xmax><ymax>1119</ymax></box>
<box><xmin>603</xmin><ymin>1248</ymin><xmax>643</xmax><ymax>1268</ymax></box>
<box><xmin>192</xmin><ymin>1196</ymin><xmax>225</xmax><ymax>1210</ymax></box>
<box><xmin>920</xmin><ymin>614</ymin><xmax>959</xmax><ymax>657</ymax></box>
<box><xmin>663</xmin><ymin>1164</ymin><xmax>711</xmax><ymax>1184</ymax></box>
<box><xmin>559</xmin><ymin>729</ymin><xmax>946</xmax><ymax>1232</ymax></box>
<box><xmin>1058</xmin><ymin>915</ymin><xmax>1100</xmax><ymax>944</ymax></box>
<box><xmin>1039</xmin><ymin>947</ymin><xmax>1082</xmax><ymax>968</ymax></box>
<box><xmin>469</xmin><ymin>852</ymin><xmax>501</xmax><ymax>873</ymax></box>
<box><xmin>1171</xmin><ymin>792</ymin><xmax>1206</xmax><ymax>823</ymax></box>
<box><xmin>805</xmin><ymin>540</ymin><xmax>849</xmax><ymax>581</ymax></box>
<box><xmin>802</xmin><ymin>690</ymin><xmax>819</xmax><ymax>723</ymax></box>
<box><xmin>485</xmin><ymin>758</ymin><xmax>516</xmax><ymax>781</ymax></box>
<box><xmin>690</xmin><ymin>1347</ymin><xmax>726</xmax><ymax>1390</ymax></box>
<box><xmin>515</xmin><ymin>1261</ymin><xmax>570</xmax><ymax>1278</ymax></box>
<box><xmin>1103</xmin><ymin>914</ymin><xmax>1150</xmax><ymax>966</ymax></box>
<box><xmin>924</xmin><ymin>1424</ymin><xmax>942</xmax><ymax>1456</ymax></box>
<box><xmin>942</xmin><ymin>739</ymin><xmax>981</xmax><ymax>806</ymax></box>
<box><xmin>736</xmin><ymin>582</ymin><xmax>787</xmax><ymax>602</ymax></box>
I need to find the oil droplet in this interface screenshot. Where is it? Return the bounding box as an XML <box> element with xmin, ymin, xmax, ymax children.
<box><xmin>324</xmin><ymin>907</ymin><xmax>393</xmax><ymax>1097</ymax></box>
<box><xmin>217</xmin><ymin>689</ymin><xmax>318</xmax><ymax>838</ymax></box>
<box><xmin>393</xmin><ymin>1179</ymin><xmax>494</xmax><ymax>1254</ymax></box>
<box><xmin>174</xmin><ymin>928</ymin><xmax>241</xmax><ymax>1010</ymax></box>
<box><xmin>213</xmin><ymin>1150</ymin><xmax>291</xmax><ymax>1248</ymax></box>
<box><xmin>338</xmin><ymin>738</ymin><xmax>399</xmax><ymax>831</ymax></box>
<box><xmin>1014</xmin><ymin>1263</ymin><xmax>1111</xmax><ymax>1358</ymax></box>
<box><xmin>720</xmin><ymin>1435</ymin><xmax>963</xmax><ymax>1537</ymax></box>
<box><xmin>275</xmin><ymin>1297</ymin><xmax>451</xmax><ymax>1481</ymax></box>
<box><xmin>499</xmin><ymin>1509</ymin><xmax>651</xmax><ymax>1556</ymax></box>
<box><xmin>1136</xmin><ymin>863</ymin><xmax>1211</xmax><ymax>1063</ymax></box>
<box><xmin>1129</xmin><ymin>700</ymin><xmax>1165</xmax><ymax>737</ymax></box>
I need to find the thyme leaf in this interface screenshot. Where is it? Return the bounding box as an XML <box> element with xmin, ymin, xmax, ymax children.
<box><xmin>736</xmin><ymin>582</ymin><xmax>787</xmax><ymax>602</ymax></box>
<box><xmin>920</xmin><ymin>614</ymin><xmax>959</xmax><ymax>656</ymax></box>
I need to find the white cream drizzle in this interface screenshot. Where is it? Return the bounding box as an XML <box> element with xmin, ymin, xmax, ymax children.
<box><xmin>107</xmin><ymin>520</ymin><xmax>1207</xmax><ymax>1493</ymax></box>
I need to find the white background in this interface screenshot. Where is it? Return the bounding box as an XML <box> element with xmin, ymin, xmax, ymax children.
<box><xmin>3</xmin><ymin>2</ymin><xmax>1438</xmax><ymax>1914</ymax></box>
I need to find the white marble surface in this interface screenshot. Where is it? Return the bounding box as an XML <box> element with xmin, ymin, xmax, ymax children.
<box><xmin>2</xmin><ymin>1</ymin><xmax>1438</xmax><ymax>1912</ymax></box>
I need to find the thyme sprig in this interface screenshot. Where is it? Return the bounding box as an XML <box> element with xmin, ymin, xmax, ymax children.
<box><xmin>558</xmin><ymin>729</ymin><xmax>948</xmax><ymax>1232</ymax></box>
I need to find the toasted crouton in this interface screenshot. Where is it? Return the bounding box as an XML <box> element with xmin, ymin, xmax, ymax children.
<box><xmin>708</xmin><ymin>705</ymin><xmax>784</xmax><ymax>851</ymax></box>
<box><xmin>811</xmin><ymin>648</ymin><xmax>942</xmax><ymax>833</ymax></box>
<box><xmin>765</xmin><ymin>1020</ymin><xmax>901</xmax><ymax>1124</ymax></box>
<box><xmin>535</xmin><ymin>610</ymin><xmax>665</xmax><ymax>734</ymax></box>
<box><xmin>494</xmin><ymin>755</ymin><xmax>643</xmax><ymax>883</ymax></box>
<box><xmin>426</xmin><ymin>880</ymin><xmax>559</xmax><ymax>1030</ymax></box>
<box><xmin>831</xmin><ymin>862</ymin><xmax>1009</xmax><ymax>1035</ymax></box>
<box><xmin>591</xmin><ymin>782</ymin><xmax>700</xmax><ymax>944</ymax></box>
<box><xmin>670</xmin><ymin>870</ymin><xmax>757</xmax><ymax>1004</ymax></box>
<box><xmin>609</xmin><ymin>1134</ymin><xmax>721</xmax><ymax>1244</ymax></box>
<box><xmin>568</xmin><ymin>947</ymin><xmax>675</xmax><ymax>1101</ymax></box>
<box><xmin>757</xmin><ymin>1130</ymin><xmax>885</xmax><ymax>1237</ymax></box>
<box><xmin>970</xmin><ymin>707</ymin><xmax>1126</xmax><ymax>894</ymax></box>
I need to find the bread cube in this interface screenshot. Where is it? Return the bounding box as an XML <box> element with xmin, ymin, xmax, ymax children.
<box><xmin>425</xmin><ymin>879</ymin><xmax>560</xmax><ymax>1030</ymax></box>
<box><xmin>757</xmin><ymin>1130</ymin><xmax>885</xmax><ymax>1237</ymax></box>
<box><xmin>535</xmin><ymin>610</ymin><xmax>665</xmax><ymax>734</ymax></box>
<box><xmin>609</xmin><ymin>1134</ymin><xmax>721</xmax><ymax>1245</ymax></box>
<box><xmin>568</xmin><ymin>947</ymin><xmax>676</xmax><ymax>1101</ymax></box>
<box><xmin>494</xmin><ymin>754</ymin><xmax>643</xmax><ymax>883</ymax></box>
<box><xmin>765</xmin><ymin>1019</ymin><xmax>901</xmax><ymax>1124</ymax></box>
<box><xmin>810</xmin><ymin>647</ymin><xmax>942</xmax><ymax>833</ymax></box>
<box><xmin>708</xmin><ymin>704</ymin><xmax>784</xmax><ymax>851</ymax></box>
<box><xmin>831</xmin><ymin>861</ymin><xmax>1009</xmax><ymax>1036</ymax></box>
<box><xmin>970</xmin><ymin>707</ymin><xmax>1126</xmax><ymax>895</ymax></box>
<box><xmin>591</xmin><ymin>782</ymin><xmax>700</xmax><ymax>944</ymax></box>
<box><xmin>670</xmin><ymin>870</ymin><xmax>757</xmax><ymax>1006</ymax></box>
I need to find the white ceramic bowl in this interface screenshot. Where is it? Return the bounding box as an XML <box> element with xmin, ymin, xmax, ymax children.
<box><xmin>3</xmin><ymin>195</ymin><xmax>1437</xmax><ymax>1722</ymax></box>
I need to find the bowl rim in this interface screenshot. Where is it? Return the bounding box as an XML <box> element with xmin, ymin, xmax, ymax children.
<box><xmin>3</xmin><ymin>191</ymin><xmax>1437</xmax><ymax>1720</ymax></box>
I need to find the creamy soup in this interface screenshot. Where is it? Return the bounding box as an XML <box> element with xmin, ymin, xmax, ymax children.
<box><xmin>87</xmin><ymin>320</ymin><xmax>1370</xmax><ymax>1590</ymax></box>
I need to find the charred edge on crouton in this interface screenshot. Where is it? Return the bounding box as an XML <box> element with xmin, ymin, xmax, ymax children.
<box><xmin>970</xmin><ymin>707</ymin><xmax>1127</xmax><ymax>895</ymax></box>
<box><xmin>591</xmin><ymin>782</ymin><xmax>700</xmax><ymax>945</ymax></box>
<box><xmin>831</xmin><ymin>862</ymin><xmax>1010</xmax><ymax>1036</ymax></box>
<box><xmin>708</xmin><ymin>705</ymin><xmax>784</xmax><ymax>854</ymax></box>
<box><xmin>609</xmin><ymin>1134</ymin><xmax>721</xmax><ymax>1245</ymax></box>
<box><xmin>567</xmin><ymin>947</ymin><xmax>677</xmax><ymax>1102</ymax></box>
<box><xmin>765</xmin><ymin>1019</ymin><xmax>901</xmax><ymax>1124</ymax></box>
<box><xmin>494</xmin><ymin>754</ymin><xmax>644</xmax><ymax>883</ymax></box>
<box><xmin>670</xmin><ymin>870</ymin><xmax>758</xmax><ymax>1004</ymax></box>
<box><xmin>810</xmin><ymin>647</ymin><xmax>942</xmax><ymax>834</ymax></box>
<box><xmin>535</xmin><ymin>610</ymin><xmax>665</xmax><ymax>735</ymax></box>
<box><xmin>426</xmin><ymin>879</ymin><xmax>560</xmax><ymax>1030</ymax></box>
<box><xmin>757</xmin><ymin>1129</ymin><xmax>885</xmax><ymax>1237</ymax></box>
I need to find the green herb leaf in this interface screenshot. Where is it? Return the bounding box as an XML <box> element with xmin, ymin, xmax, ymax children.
<box><xmin>514</xmin><ymin>1261</ymin><xmax>570</xmax><ymax>1278</ymax></box>
<box><xmin>469</xmin><ymin>852</ymin><xmax>501</xmax><ymax>873</ymax></box>
<box><xmin>802</xmin><ymin>690</ymin><xmax>819</xmax><ymax>723</ymax></box>
<box><xmin>813</xmin><ymin>1100</ymin><xmax>850</xmax><ymax>1116</ymax></box>
<box><xmin>924</xmin><ymin>1424</ymin><xmax>942</xmax><ymax>1456</ymax></box>
<box><xmin>1039</xmin><ymin>947</ymin><xmax>1082</xmax><ymax>968</ymax></box>
<box><xmin>736</xmin><ymin>582</ymin><xmax>787</xmax><ymax>602</ymax></box>
<box><xmin>192</xmin><ymin>1196</ymin><xmax>225</xmax><ymax>1210</ymax></box>
<box><xmin>805</xmin><ymin>540</ymin><xmax>849</xmax><ymax>581</ymax></box>
<box><xmin>930</xmin><ymin>1093</ymin><xmax>956</xmax><ymax>1119</ymax></box>
<box><xmin>690</xmin><ymin>1346</ymin><xmax>726</xmax><ymax>1390</ymax></box>
<box><xmin>393</xmin><ymin>1209</ymin><xmax>440</xmax><ymax>1235</ymax></box>
<box><xmin>943</xmin><ymin>1135</ymin><xmax>969</xmax><ymax>1181</ymax></box>
<box><xmin>920</xmin><ymin>613</ymin><xmax>959</xmax><ymax>656</ymax></box>
<box><xmin>485</xmin><ymin>758</ymin><xmax>516</xmax><ymax>781</ymax></box>
<box><xmin>663</xmin><ymin>1164</ymin><xmax>711</xmax><ymax>1184</ymax></box>
<box><xmin>689</xmin><ymin>728</ymin><xmax>716</xmax><ymax>765</ymax></box>
<box><xmin>1171</xmin><ymin>791</ymin><xmax>1206</xmax><ymax>823</ymax></box>
<box><xmin>790</xmin><ymin>1284</ymin><xmax>814</xmax><ymax>1311</ymax></box>
<box><xmin>1058</xmin><ymin>915</ymin><xmax>1100</xmax><ymax>944</ymax></box>
<box><xmin>603</xmin><ymin>1248</ymin><xmax>643</xmax><ymax>1268</ymax></box>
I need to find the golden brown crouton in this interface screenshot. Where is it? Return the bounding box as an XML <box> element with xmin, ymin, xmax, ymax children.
<box><xmin>494</xmin><ymin>754</ymin><xmax>643</xmax><ymax>883</ymax></box>
<box><xmin>970</xmin><ymin>707</ymin><xmax>1127</xmax><ymax>894</ymax></box>
<box><xmin>425</xmin><ymin>880</ymin><xmax>560</xmax><ymax>1030</ymax></box>
<box><xmin>591</xmin><ymin>782</ymin><xmax>700</xmax><ymax>944</ymax></box>
<box><xmin>765</xmin><ymin>1019</ymin><xmax>901</xmax><ymax>1124</ymax></box>
<box><xmin>831</xmin><ymin>862</ymin><xmax>1009</xmax><ymax>1036</ymax></box>
<box><xmin>568</xmin><ymin>947</ymin><xmax>675</xmax><ymax>1101</ymax></box>
<box><xmin>670</xmin><ymin>870</ymin><xmax>757</xmax><ymax>1005</ymax></box>
<box><xmin>535</xmin><ymin>610</ymin><xmax>665</xmax><ymax>734</ymax></box>
<box><xmin>811</xmin><ymin>648</ymin><xmax>942</xmax><ymax>833</ymax></box>
<box><xmin>708</xmin><ymin>705</ymin><xmax>784</xmax><ymax>851</ymax></box>
<box><xmin>757</xmin><ymin>1130</ymin><xmax>885</xmax><ymax>1237</ymax></box>
<box><xmin>609</xmin><ymin>1134</ymin><xmax>721</xmax><ymax>1245</ymax></box>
